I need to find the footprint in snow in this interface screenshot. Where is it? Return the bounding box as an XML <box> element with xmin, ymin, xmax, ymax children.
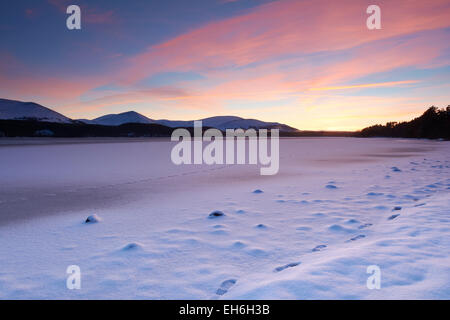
<box><xmin>346</xmin><ymin>235</ymin><xmax>365</xmax><ymax>242</ymax></box>
<box><xmin>367</xmin><ymin>192</ymin><xmax>384</xmax><ymax>197</ymax></box>
<box><xmin>274</xmin><ymin>262</ymin><xmax>301</xmax><ymax>272</ymax></box>
<box><xmin>313</xmin><ymin>212</ymin><xmax>325</xmax><ymax>217</ymax></box>
<box><xmin>391</xmin><ymin>167</ymin><xmax>402</xmax><ymax>172</ymax></box>
<box><xmin>393</xmin><ymin>206</ymin><xmax>402</xmax><ymax>211</ymax></box>
<box><xmin>312</xmin><ymin>245</ymin><xmax>327</xmax><ymax>252</ymax></box>
<box><xmin>252</xmin><ymin>189</ymin><xmax>264</xmax><ymax>194</ymax></box>
<box><xmin>216</xmin><ymin>279</ymin><xmax>237</xmax><ymax>296</ymax></box>
<box><xmin>325</xmin><ymin>184</ymin><xmax>338</xmax><ymax>189</ymax></box>
<box><xmin>121</xmin><ymin>242</ymin><xmax>143</xmax><ymax>251</ymax></box>
<box><xmin>358</xmin><ymin>223</ymin><xmax>373</xmax><ymax>230</ymax></box>
<box><xmin>388</xmin><ymin>214</ymin><xmax>400</xmax><ymax>220</ymax></box>
<box><xmin>414</xmin><ymin>203</ymin><xmax>426</xmax><ymax>207</ymax></box>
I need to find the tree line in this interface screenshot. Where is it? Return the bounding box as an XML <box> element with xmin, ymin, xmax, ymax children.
<box><xmin>359</xmin><ymin>106</ymin><xmax>450</xmax><ymax>140</ymax></box>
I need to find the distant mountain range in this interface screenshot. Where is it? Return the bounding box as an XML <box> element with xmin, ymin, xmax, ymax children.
<box><xmin>79</xmin><ymin>112</ymin><xmax>297</xmax><ymax>132</ymax></box>
<box><xmin>0</xmin><ymin>98</ymin><xmax>297</xmax><ymax>132</ymax></box>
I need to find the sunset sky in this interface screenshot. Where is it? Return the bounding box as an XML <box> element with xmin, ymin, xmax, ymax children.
<box><xmin>1</xmin><ymin>0</ymin><xmax>449</xmax><ymax>130</ymax></box>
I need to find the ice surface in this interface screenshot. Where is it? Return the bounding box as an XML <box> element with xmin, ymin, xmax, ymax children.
<box><xmin>0</xmin><ymin>137</ymin><xmax>449</xmax><ymax>299</ymax></box>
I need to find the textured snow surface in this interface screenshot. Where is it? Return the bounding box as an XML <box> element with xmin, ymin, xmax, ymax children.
<box><xmin>0</xmin><ymin>137</ymin><xmax>448</xmax><ymax>299</ymax></box>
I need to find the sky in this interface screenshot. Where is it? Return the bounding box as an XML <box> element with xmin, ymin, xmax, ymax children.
<box><xmin>0</xmin><ymin>0</ymin><xmax>449</xmax><ymax>130</ymax></box>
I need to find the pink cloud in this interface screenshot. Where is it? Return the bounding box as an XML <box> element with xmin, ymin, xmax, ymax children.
<box><xmin>122</xmin><ymin>0</ymin><xmax>450</xmax><ymax>83</ymax></box>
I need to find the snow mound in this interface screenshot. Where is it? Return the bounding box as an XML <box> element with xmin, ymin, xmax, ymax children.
<box><xmin>85</xmin><ymin>214</ymin><xmax>101</xmax><ymax>224</ymax></box>
<box><xmin>121</xmin><ymin>242</ymin><xmax>144</xmax><ymax>251</ymax></box>
<box><xmin>208</xmin><ymin>210</ymin><xmax>225</xmax><ymax>218</ymax></box>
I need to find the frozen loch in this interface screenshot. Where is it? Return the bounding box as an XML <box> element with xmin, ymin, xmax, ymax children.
<box><xmin>0</xmin><ymin>137</ymin><xmax>449</xmax><ymax>299</ymax></box>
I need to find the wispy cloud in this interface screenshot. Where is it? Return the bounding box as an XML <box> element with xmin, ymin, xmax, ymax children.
<box><xmin>309</xmin><ymin>80</ymin><xmax>420</xmax><ymax>91</ymax></box>
<box><xmin>121</xmin><ymin>0</ymin><xmax>450</xmax><ymax>83</ymax></box>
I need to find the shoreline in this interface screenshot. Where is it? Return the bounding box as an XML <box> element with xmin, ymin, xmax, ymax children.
<box><xmin>0</xmin><ymin>135</ymin><xmax>447</xmax><ymax>147</ymax></box>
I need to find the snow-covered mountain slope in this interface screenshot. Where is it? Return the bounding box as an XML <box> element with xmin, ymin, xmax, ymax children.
<box><xmin>75</xmin><ymin>119</ymin><xmax>96</xmax><ymax>125</ymax></box>
<box><xmin>1</xmin><ymin>98</ymin><xmax>297</xmax><ymax>131</ymax></box>
<box><xmin>0</xmin><ymin>98</ymin><xmax>72</xmax><ymax>123</ymax></box>
<box><xmin>82</xmin><ymin>111</ymin><xmax>155</xmax><ymax>126</ymax></box>
<box><xmin>82</xmin><ymin>113</ymin><xmax>297</xmax><ymax>131</ymax></box>
<box><xmin>154</xmin><ymin>119</ymin><xmax>193</xmax><ymax>128</ymax></box>
<box><xmin>203</xmin><ymin>116</ymin><xmax>275</xmax><ymax>130</ymax></box>
<box><xmin>154</xmin><ymin>116</ymin><xmax>298</xmax><ymax>132</ymax></box>
<box><xmin>205</xmin><ymin>116</ymin><xmax>297</xmax><ymax>132</ymax></box>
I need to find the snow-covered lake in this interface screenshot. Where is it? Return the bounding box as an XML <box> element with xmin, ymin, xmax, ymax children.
<box><xmin>0</xmin><ymin>137</ymin><xmax>449</xmax><ymax>299</ymax></box>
